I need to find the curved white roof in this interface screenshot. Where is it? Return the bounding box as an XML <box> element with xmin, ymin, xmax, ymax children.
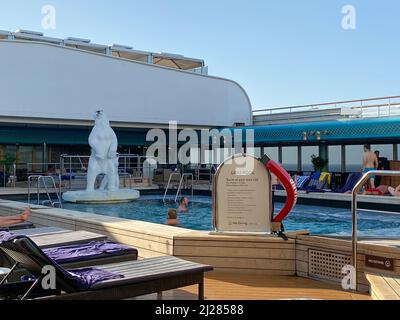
<box><xmin>0</xmin><ymin>40</ymin><xmax>252</xmax><ymax>128</ymax></box>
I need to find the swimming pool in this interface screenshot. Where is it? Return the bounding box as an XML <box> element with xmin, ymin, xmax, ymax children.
<box><xmin>62</xmin><ymin>195</ymin><xmax>400</xmax><ymax>236</ymax></box>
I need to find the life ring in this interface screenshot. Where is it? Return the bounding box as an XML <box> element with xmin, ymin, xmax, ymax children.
<box><xmin>262</xmin><ymin>156</ymin><xmax>297</xmax><ymax>223</ymax></box>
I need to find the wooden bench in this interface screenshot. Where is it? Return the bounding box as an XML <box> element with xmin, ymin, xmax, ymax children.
<box><xmin>366</xmin><ymin>273</ymin><xmax>400</xmax><ymax>300</ymax></box>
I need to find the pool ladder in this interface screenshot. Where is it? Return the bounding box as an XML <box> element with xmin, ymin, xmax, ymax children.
<box><xmin>28</xmin><ymin>175</ymin><xmax>63</xmax><ymax>208</ymax></box>
<box><xmin>163</xmin><ymin>173</ymin><xmax>194</xmax><ymax>203</ymax></box>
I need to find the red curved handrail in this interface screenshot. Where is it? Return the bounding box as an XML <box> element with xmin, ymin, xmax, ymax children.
<box><xmin>266</xmin><ymin>159</ymin><xmax>298</xmax><ymax>223</ymax></box>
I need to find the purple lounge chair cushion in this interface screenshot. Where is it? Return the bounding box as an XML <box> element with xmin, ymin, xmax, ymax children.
<box><xmin>0</xmin><ymin>231</ymin><xmax>18</xmax><ymax>243</ymax></box>
<box><xmin>66</xmin><ymin>267</ymin><xmax>124</xmax><ymax>287</ymax></box>
<box><xmin>43</xmin><ymin>241</ymin><xmax>136</xmax><ymax>264</ymax></box>
<box><xmin>0</xmin><ymin>232</ymin><xmax>125</xmax><ymax>289</ymax></box>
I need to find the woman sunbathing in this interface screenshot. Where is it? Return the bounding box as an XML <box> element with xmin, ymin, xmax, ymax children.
<box><xmin>364</xmin><ymin>185</ymin><xmax>389</xmax><ymax>195</ymax></box>
<box><xmin>0</xmin><ymin>208</ymin><xmax>31</xmax><ymax>228</ymax></box>
<box><xmin>364</xmin><ymin>184</ymin><xmax>400</xmax><ymax>196</ymax></box>
<box><xmin>388</xmin><ymin>185</ymin><xmax>400</xmax><ymax>197</ymax></box>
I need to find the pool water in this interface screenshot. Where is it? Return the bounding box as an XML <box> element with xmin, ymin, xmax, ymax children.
<box><xmin>62</xmin><ymin>195</ymin><xmax>400</xmax><ymax>236</ymax></box>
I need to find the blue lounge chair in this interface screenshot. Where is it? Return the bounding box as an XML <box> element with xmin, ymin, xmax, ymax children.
<box><xmin>339</xmin><ymin>172</ymin><xmax>362</xmax><ymax>193</ymax></box>
<box><xmin>296</xmin><ymin>175</ymin><xmax>310</xmax><ymax>191</ymax></box>
<box><xmin>304</xmin><ymin>172</ymin><xmax>321</xmax><ymax>192</ymax></box>
<box><xmin>305</xmin><ymin>172</ymin><xmax>333</xmax><ymax>193</ymax></box>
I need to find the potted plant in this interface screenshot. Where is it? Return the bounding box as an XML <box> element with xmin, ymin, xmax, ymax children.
<box><xmin>311</xmin><ymin>154</ymin><xmax>328</xmax><ymax>172</ymax></box>
<box><xmin>0</xmin><ymin>153</ymin><xmax>16</xmax><ymax>187</ymax></box>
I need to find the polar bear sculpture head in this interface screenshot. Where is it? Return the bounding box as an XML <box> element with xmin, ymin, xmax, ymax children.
<box><xmin>93</xmin><ymin>109</ymin><xmax>110</xmax><ymax>128</ymax></box>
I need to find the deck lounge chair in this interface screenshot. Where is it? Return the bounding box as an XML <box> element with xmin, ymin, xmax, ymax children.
<box><xmin>296</xmin><ymin>175</ymin><xmax>310</xmax><ymax>191</ymax></box>
<box><xmin>339</xmin><ymin>172</ymin><xmax>362</xmax><ymax>193</ymax></box>
<box><xmin>304</xmin><ymin>172</ymin><xmax>321</xmax><ymax>192</ymax></box>
<box><xmin>0</xmin><ymin>234</ymin><xmax>212</xmax><ymax>300</ymax></box>
<box><xmin>0</xmin><ymin>230</ymin><xmax>138</xmax><ymax>281</ymax></box>
<box><xmin>305</xmin><ymin>172</ymin><xmax>332</xmax><ymax>193</ymax></box>
<box><xmin>11</xmin><ymin>228</ymin><xmax>138</xmax><ymax>263</ymax></box>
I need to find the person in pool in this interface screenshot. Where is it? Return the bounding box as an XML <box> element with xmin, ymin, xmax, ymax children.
<box><xmin>362</xmin><ymin>144</ymin><xmax>378</xmax><ymax>189</ymax></box>
<box><xmin>178</xmin><ymin>197</ymin><xmax>189</xmax><ymax>212</ymax></box>
<box><xmin>0</xmin><ymin>207</ymin><xmax>31</xmax><ymax>228</ymax></box>
<box><xmin>166</xmin><ymin>209</ymin><xmax>179</xmax><ymax>226</ymax></box>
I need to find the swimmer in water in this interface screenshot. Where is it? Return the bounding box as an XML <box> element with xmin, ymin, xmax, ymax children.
<box><xmin>166</xmin><ymin>209</ymin><xmax>179</xmax><ymax>226</ymax></box>
<box><xmin>178</xmin><ymin>197</ymin><xmax>189</xmax><ymax>212</ymax></box>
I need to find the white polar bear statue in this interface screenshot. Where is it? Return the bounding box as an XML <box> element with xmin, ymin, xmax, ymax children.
<box><xmin>86</xmin><ymin>110</ymin><xmax>119</xmax><ymax>192</ymax></box>
<box><xmin>62</xmin><ymin>110</ymin><xmax>140</xmax><ymax>203</ymax></box>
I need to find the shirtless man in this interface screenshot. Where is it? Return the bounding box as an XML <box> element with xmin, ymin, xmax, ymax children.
<box><xmin>0</xmin><ymin>208</ymin><xmax>31</xmax><ymax>228</ymax></box>
<box><xmin>362</xmin><ymin>145</ymin><xmax>378</xmax><ymax>189</ymax></box>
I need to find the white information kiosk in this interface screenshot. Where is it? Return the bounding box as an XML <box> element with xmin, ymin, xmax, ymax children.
<box><xmin>212</xmin><ymin>154</ymin><xmax>297</xmax><ymax>235</ymax></box>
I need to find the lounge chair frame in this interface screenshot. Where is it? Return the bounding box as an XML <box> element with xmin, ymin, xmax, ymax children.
<box><xmin>0</xmin><ymin>236</ymin><xmax>212</xmax><ymax>300</ymax></box>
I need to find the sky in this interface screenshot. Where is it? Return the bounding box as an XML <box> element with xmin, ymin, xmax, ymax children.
<box><xmin>1</xmin><ymin>0</ymin><xmax>399</xmax><ymax>109</ymax></box>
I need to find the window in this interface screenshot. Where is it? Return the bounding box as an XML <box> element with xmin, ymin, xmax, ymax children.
<box><xmin>398</xmin><ymin>144</ymin><xmax>400</xmax><ymax>161</ymax></box>
<box><xmin>218</xmin><ymin>148</ymin><xmax>233</xmax><ymax>164</ymax></box>
<box><xmin>32</xmin><ymin>146</ymin><xmax>44</xmax><ymax>171</ymax></box>
<box><xmin>203</xmin><ymin>149</ymin><xmax>213</xmax><ymax>164</ymax></box>
<box><xmin>247</xmin><ymin>147</ymin><xmax>261</xmax><ymax>158</ymax></box>
<box><xmin>5</xmin><ymin>145</ymin><xmax>17</xmax><ymax>160</ymax></box>
<box><xmin>346</xmin><ymin>145</ymin><xmax>364</xmax><ymax>172</ymax></box>
<box><xmin>263</xmin><ymin>147</ymin><xmax>279</xmax><ymax>162</ymax></box>
<box><xmin>302</xmin><ymin>146</ymin><xmax>319</xmax><ymax>172</ymax></box>
<box><xmin>328</xmin><ymin>146</ymin><xmax>342</xmax><ymax>172</ymax></box>
<box><xmin>0</xmin><ymin>146</ymin><xmax>5</xmax><ymax>160</ymax></box>
<box><xmin>282</xmin><ymin>147</ymin><xmax>298</xmax><ymax>171</ymax></box>
<box><xmin>371</xmin><ymin>144</ymin><xmax>393</xmax><ymax>160</ymax></box>
<box><xmin>17</xmin><ymin>146</ymin><xmax>33</xmax><ymax>166</ymax></box>
<box><xmin>190</xmin><ymin>148</ymin><xmax>200</xmax><ymax>165</ymax></box>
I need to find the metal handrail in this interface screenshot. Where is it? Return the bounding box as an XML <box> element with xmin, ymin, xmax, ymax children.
<box><xmin>163</xmin><ymin>172</ymin><xmax>181</xmax><ymax>202</ymax></box>
<box><xmin>38</xmin><ymin>176</ymin><xmax>62</xmax><ymax>208</ymax></box>
<box><xmin>1</xmin><ymin>163</ymin><xmax>16</xmax><ymax>188</ymax></box>
<box><xmin>28</xmin><ymin>175</ymin><xmax>62</xmax><ymax>208</ymax></box>
<box><xmin>194</xmin><ymin>165</ymin><xmax>215</xmax><ymax>184</ymax></box>
<box><xmin>118</xmin><ymin>172</ymin><xmax>133</xmax><ymax>189</ymax></box>
<box><xmin>253</xmin><ymin>95</ymin><xmax>400</xmax><ymax>117</ymax></box>
<box><xmin>27</xmin><ymin>175</ymin><xmax>42</xmax><ymax>204</ymax></box>
<box><xmin>175</xmin><ymin>173</ymin><xmax>194</xmax><ymax>202</ymax></box>
<box><xmin>60</xmin><ymin>154</ymin><xmax>156</xmax><ymax>189</ymax></box>
<box><xmin>351</xmin><ymin>170</ymin><xmax>400</xmax><ymax>291</ymax></box>
<box><xmin>254</xmin><ymin>95</ymin><xmax>400</xmax><ymax>113</ymax></box>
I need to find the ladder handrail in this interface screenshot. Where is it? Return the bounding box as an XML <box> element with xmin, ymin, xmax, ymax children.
<box><xmin>351</xmin><ymin>170</ymin><xmax>400</xmax><ymax>291</ymax></box>
<box><xmin>28</xmin><ymin>175</ymin><xmax>42</xmax><ymax>205</ymax></box>
<box><xmin>28</xmin><ymin>175</ymin><xmax>62</xmax><ymax>208</ymax></box>
<box><xmin>118</xmin><ymin>172</ymin><xmax>133</xmax><ymax>189</ymax></box>
<box><xmin>163</xmin><ymin>172</ymin><xmax>181</xmax><ymax>202</ymax></box>
<box><xmin>175</xmin><ymin>173</ymin><xmax>194</xmax><ymax>202</ymax></box>
<box><xmin>38</xmin><ymin>175</ymin><xmax>62</xmax><ymax>208</ymax></box>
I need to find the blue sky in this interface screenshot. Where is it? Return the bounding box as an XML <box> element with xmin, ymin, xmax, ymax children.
<box><xmin>1</xmin><ymin>0</ymin><xmax>399</xmax><ymax>109</ymax></box>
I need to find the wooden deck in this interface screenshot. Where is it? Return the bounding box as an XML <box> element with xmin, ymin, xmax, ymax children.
<box><xmin>136</xmin><ymin>272</ymin><xmax>370</xmax><ymax>300</ymax></box>
<box><xmin>366</xmin><ymin>273</ymin><xmax>400</xmax><ymax>300</ymax></box>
